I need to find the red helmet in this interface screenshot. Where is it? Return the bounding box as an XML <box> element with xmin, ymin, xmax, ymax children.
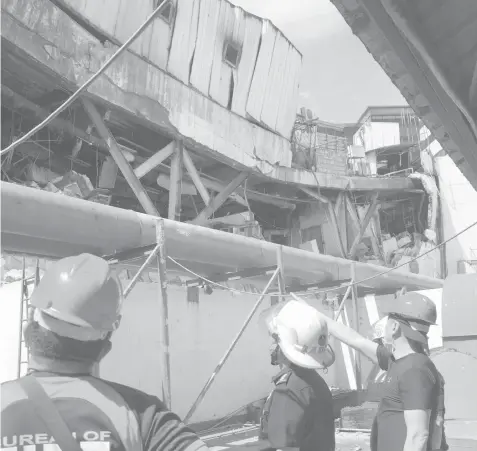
<box><xmin>384</xmin><ymin>292</ymin><xmax>437</xmax><ymax>325</ymax></box>
<box><xmin>31</xmin><ymin>254</ymin><xmax>123</xmax><ymax>333</ymax></box>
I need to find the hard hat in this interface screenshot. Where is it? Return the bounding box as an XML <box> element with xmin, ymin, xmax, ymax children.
<box><xmin>383</xmin><ymin>292</ymin><xmax>437</xmax><ymax>325</ymax></box>
<box><xmin>261</xmin><ymin>299</ymin><xmax>335</xmax><ymax>370</ymax></box>
<box><xmin>381</xmin><ymin>292</ymin><xmax>437</xmax><ymax>345</ymax></box>
<box><xmin>30</xmin><ymin>254</ymin><xmax>123</xmax><ymax>340</ymax></box>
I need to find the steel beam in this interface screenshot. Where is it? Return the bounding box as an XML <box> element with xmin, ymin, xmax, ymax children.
<box><xmin>348</xmin><ymin>194</ymin><xmax>380</xmax><ymax>259</ymax></box>
<box><xmin>300</xmin><ymin>186</ymin><xmax>330</xmax><ymax>204</ymax></box>
<box><xmin>192</xmin><ymin>172</ymin><xmax>249</xmax><ymax>225</ymax></box>
<box><xmin>134</xmin><ymin>142</ymin><xmax>175</xmax><ymax>180</ymax></box>
<box><xmin>183</xmin><ymin>148</ymin><xmax>210</xmax><ymax>205</ymax></box>
<box><xmin>327</xmin><ymin>202</ymin><xmax>347</xmax><ymax>259</ymax></box>
<box><xmin>82</xmin><ymin>98</ymin><xmax>160</xmax><ymax>217</ymax></box>
<box><xmin>168</xmin><ymin>142</ymin><xmax>183</xmax><ymax>221</ymax></box>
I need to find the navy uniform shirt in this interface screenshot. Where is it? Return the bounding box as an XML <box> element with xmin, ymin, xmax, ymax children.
<box><xmin>371</xmin><ymin>345</ymin><xmax>440</xmax><ymax>451</ymax></box>
<box><xmin>266</xmin><ymin>365</ymin><xmax>335</xmax><ymax>451</ymax></box>
<box><xmin>1</xmin><ymin>372</ymin><xmax>205</xmax><ymax>451</ymax></box>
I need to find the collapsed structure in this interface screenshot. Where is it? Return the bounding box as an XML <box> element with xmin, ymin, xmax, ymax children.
<box><xmin>1</xmin><ymin>0</ymin><xmax>476</xmax><ymax>446</ymax></box>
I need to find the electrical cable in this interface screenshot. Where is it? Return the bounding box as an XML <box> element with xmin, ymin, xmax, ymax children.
<box><xmin>168</xmin><ymin>218</ymin><xmax>477</xmax><ymax>297</ymax></box>
<box><xmin>0</xmin><ymin>0</ymin><xmax>168</xmax><ymax>158</ymax></box>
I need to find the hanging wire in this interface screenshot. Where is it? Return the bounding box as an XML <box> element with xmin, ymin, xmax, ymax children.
<box><xmin>0</xmin><ymin>0</ymin><xmax>170</xmax><ymax>158</ymax></box>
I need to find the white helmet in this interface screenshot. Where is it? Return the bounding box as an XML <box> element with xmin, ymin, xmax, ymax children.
<box><xmin>261</xmin><ymin>299</ymin><xmax>335</xmax><ymax>370</ymax></box>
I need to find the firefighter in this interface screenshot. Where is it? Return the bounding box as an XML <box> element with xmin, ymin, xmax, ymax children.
<box><xmin>322</xmin><ymin>291</ymin><xmax>444</xmax><ymax>451</ymax></box>
<box><xmin>1</xmin><ymin>253</ymin><xmax>208</xmax><ymax>451</ymax></box>
<box><xmin>259</xmin><ymin>300</ymin><xmax>336</xmax><ymax>451</ymax></box>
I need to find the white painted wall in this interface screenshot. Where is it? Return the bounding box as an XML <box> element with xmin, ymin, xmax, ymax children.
<box><xmin>354</xmin><ymin>121</ymin><xmax>400</xmax><ymax>152</ymax></box>
<box><xmin>419</xmin><ymin>125</ymin><xmax>477</xmax><ymax>275</ymax></box>
<box><xmin>435</xmin><ymin>154</ymin><xmax>477</xmax><ymax>275</ymax></box>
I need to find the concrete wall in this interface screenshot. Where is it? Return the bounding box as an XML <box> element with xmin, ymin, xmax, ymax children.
<box><xmin>435</xmin><ymin>154</ymin><xmax>477</xmax><ymax>275</ymax></box>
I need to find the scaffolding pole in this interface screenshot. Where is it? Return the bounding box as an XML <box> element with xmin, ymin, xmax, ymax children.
<box><xmin>184</xmin><ymin>267</ymin><xmax>280</xmax><ymax>423</ymax></box>
<box><xmin>116</xmin><ymin>220</ymin><xmax>172</xmax><ymax>408</ymax></box>
<box><xmin>350</xmin><ymin>263</ymin><xmax>362</xmax><ymax>389</ymax></box>
<box><xmin>155</xmin><ymin>219</ymin><xmax>172</xmax><ymax>409</ymax></box>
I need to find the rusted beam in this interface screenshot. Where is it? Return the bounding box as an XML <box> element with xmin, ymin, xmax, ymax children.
<box><xmin>192</xmin><ymin>172</ymin><xmax>249</xmax><ymax>225</ymax></box>
<box><xmin>134</xmin><ymin>142</ymin><xmax>175</xmax><ymax>180</ymax></box>
<box><xmin>300</xmin><ymin>186</ymin><xmax>330</xmax><ymax>203</ymax></box>
<box><xmin>326</xmin><ymin>201</ymin><xmax>347</xmax><ymax>259</ymax></box>
<box><xmin>335</xmin><ymin>192</ymin><xmax>345</xmax><ymax>217</ymax></box>
<box><xmin>348</xmin><ymin>193</ymin><xmax>380</xmax><ymax>259</ymax></box>
<box><xmin>182</xmin><ymin>148</ymin><xmax>211</xmax><ymax>205</ymax></box>
<box><xmin>168</xmin><ymin>142</ymin><xmax>183</xmax><ymax>221</ymax></box>
<box><xmin>82</xmin><ymin>98</ymin><xmax>160</xmax><ymax>216</ymax></box>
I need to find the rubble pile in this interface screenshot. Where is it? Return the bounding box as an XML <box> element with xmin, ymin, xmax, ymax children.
<box><xmin>22</xmin><ymin>163</ymin><xmax>112</xmax><ymax>205</ymax></box>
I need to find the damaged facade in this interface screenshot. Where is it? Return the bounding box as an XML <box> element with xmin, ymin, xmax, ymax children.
<box><xmin>0</xmin><ymin>0</ymin><xmax>460</xmax><ymax>427</ymax></box>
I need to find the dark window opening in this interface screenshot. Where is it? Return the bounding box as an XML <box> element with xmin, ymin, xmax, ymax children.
<box><xmin>223</xmin><ymin>42</ymin><xmax>241</xmax><ymax>68</ymax></box>
<box><xmin>155</xmin><ymin>0</ymin><xmax>174</xmax><ymax>24</ymax></box>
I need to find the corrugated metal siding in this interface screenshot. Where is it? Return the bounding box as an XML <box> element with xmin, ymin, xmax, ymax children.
<box><xmin>52</xmin><ymin>0</ymin><xmax>302</xmax><ymax>139</ymax></box>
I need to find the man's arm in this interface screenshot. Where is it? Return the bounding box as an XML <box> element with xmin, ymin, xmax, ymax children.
<box><xmin>326</xmin><ymin>316</ymin><xmax>379</xmax><ymax>364</ymax></box>
<box><xmin>400</xmin><ymin>368</ymin><xmax>436</xmax><ymax>451</ymax></box>
<box><xmin>403</xmin><ymin>410</ymin><xmax>431</xmax><ymax>451</ymax></box>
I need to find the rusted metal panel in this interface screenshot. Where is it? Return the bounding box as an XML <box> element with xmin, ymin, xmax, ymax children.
<box><xmin>114</xmin><ymin>0</ymin><xmax>153</xmax><ymax>58</ymax></box>
<box><xmin>208</xmin><ymin>0</ymin><xmax>240</xmax><ymax>108</ymax></box>
<box><xmin>246</xmin><ymin>20</ymin><xmax>278</xmax><ymax>124</ymax></box>
<box><xmin>230</xmin><ymin>12</ymin><xmax>261</xmax><ymax>117</ymax></box>
<box><xmin>148</xmin><ymin>0</ymin><xmax>177</xmax><ymax>70</ymax></box>
<box><xmin>276</xmin><ymin>48</ymin><xmax>302</xmax><ymax>139</ymax></box>
<box><xmin>3</xmin><ymin>0</ymin><xmax>294</xmax><ymax>168</ymax></box>
<box><xmin>167</xmin><ymin>0</ymin><xmax>199</xmax><ymax>84</ymax></box>
<box><xmin>189</xmin><ymin>0</ymin><xmax>221</xmax><ymax>95</ymax></box>
<box><xmin>260</xmin><ymin>34</ymin><xmax>290</xmax><ymax>133</ymax></box>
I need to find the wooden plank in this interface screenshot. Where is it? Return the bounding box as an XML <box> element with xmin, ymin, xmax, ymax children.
<box><xmin>189</xmin><ymin>0</ymin><xmax>221</xmax><ymax>95</ymax></box>
<box><xmin>168</xmin><ymin>142</ymin><xmax>183</xmax><ymax>220</ymax></box>
<box><xmin>167</xmin><ymin>0</ymin><xmax>199</xmax><ymax>84</ymax></box>
<box><xmin>300</xmin><ymin>187</ymin><xmax>330</xmax><ymax>204</ymax></box>
<box><xmin>134</xmin><ymin>142</ymin><xmax>175</xmax><ymax>179</ymax></box>
<box><xmin>113</xmin><ymin>0</ymin><xmax>153</xmax><ymax>57</ymax></box>
<box><xmin>348</xmin><ymin>194</ymin><xmax>379</xmax><ymax>259</ymax></box>
<box><xmin>246</xmin><ymin>21</ymin><xmax>277</xmax><ymax>123</ymax></box>
<box><xmin>183</xmin><ymin>148</ymin><xmax>210</xmax><ymax>205</ymax></box>
<box><xmin>81</xmin><ymin>98</ymin><xmax>160</xmax><ymax>217</ymax></box>
<box><xmin>260</xmin><ymin>33</ymin><xmax>290</xmax><ymax>133</ymax></box>
<box><xmin>231</xmin><ymin>12</ymin><xmax>261</xmax><ymax>117</ymax></box>
<box><xmin>148</xmin><ymin>0</ymin><xmax>177</xmax><ymax>70</ymax></box>
<box><xmin>192</xmin><ymin>172</ymin><xmax>249</xmax><ymax>225</ymax></box>
<box><xmin>209</xmin><ymin>0</ymin><xmax>236</xmax><ymax>108</ymax></box>
<box><xmin>276</xmin><ymin>46</ymin><xmax>302</xmax><ymax>137</ymax></box>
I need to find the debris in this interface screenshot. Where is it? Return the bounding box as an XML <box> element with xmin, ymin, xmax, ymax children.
<box><xmin>26</xmin><ymin>163</ymin><xmax>60</xmax><ymax>185</ymax></box>
<box><xmin>54</xmin><ymin>170</ymin><xmax>94</xmax><ymax>198</ymax></box>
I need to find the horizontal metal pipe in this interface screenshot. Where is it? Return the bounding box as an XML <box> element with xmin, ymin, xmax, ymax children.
<box><xmin>1</xmin><ymin>182</ymin><xmax>443</xmax><ymax>292</ymax></box>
